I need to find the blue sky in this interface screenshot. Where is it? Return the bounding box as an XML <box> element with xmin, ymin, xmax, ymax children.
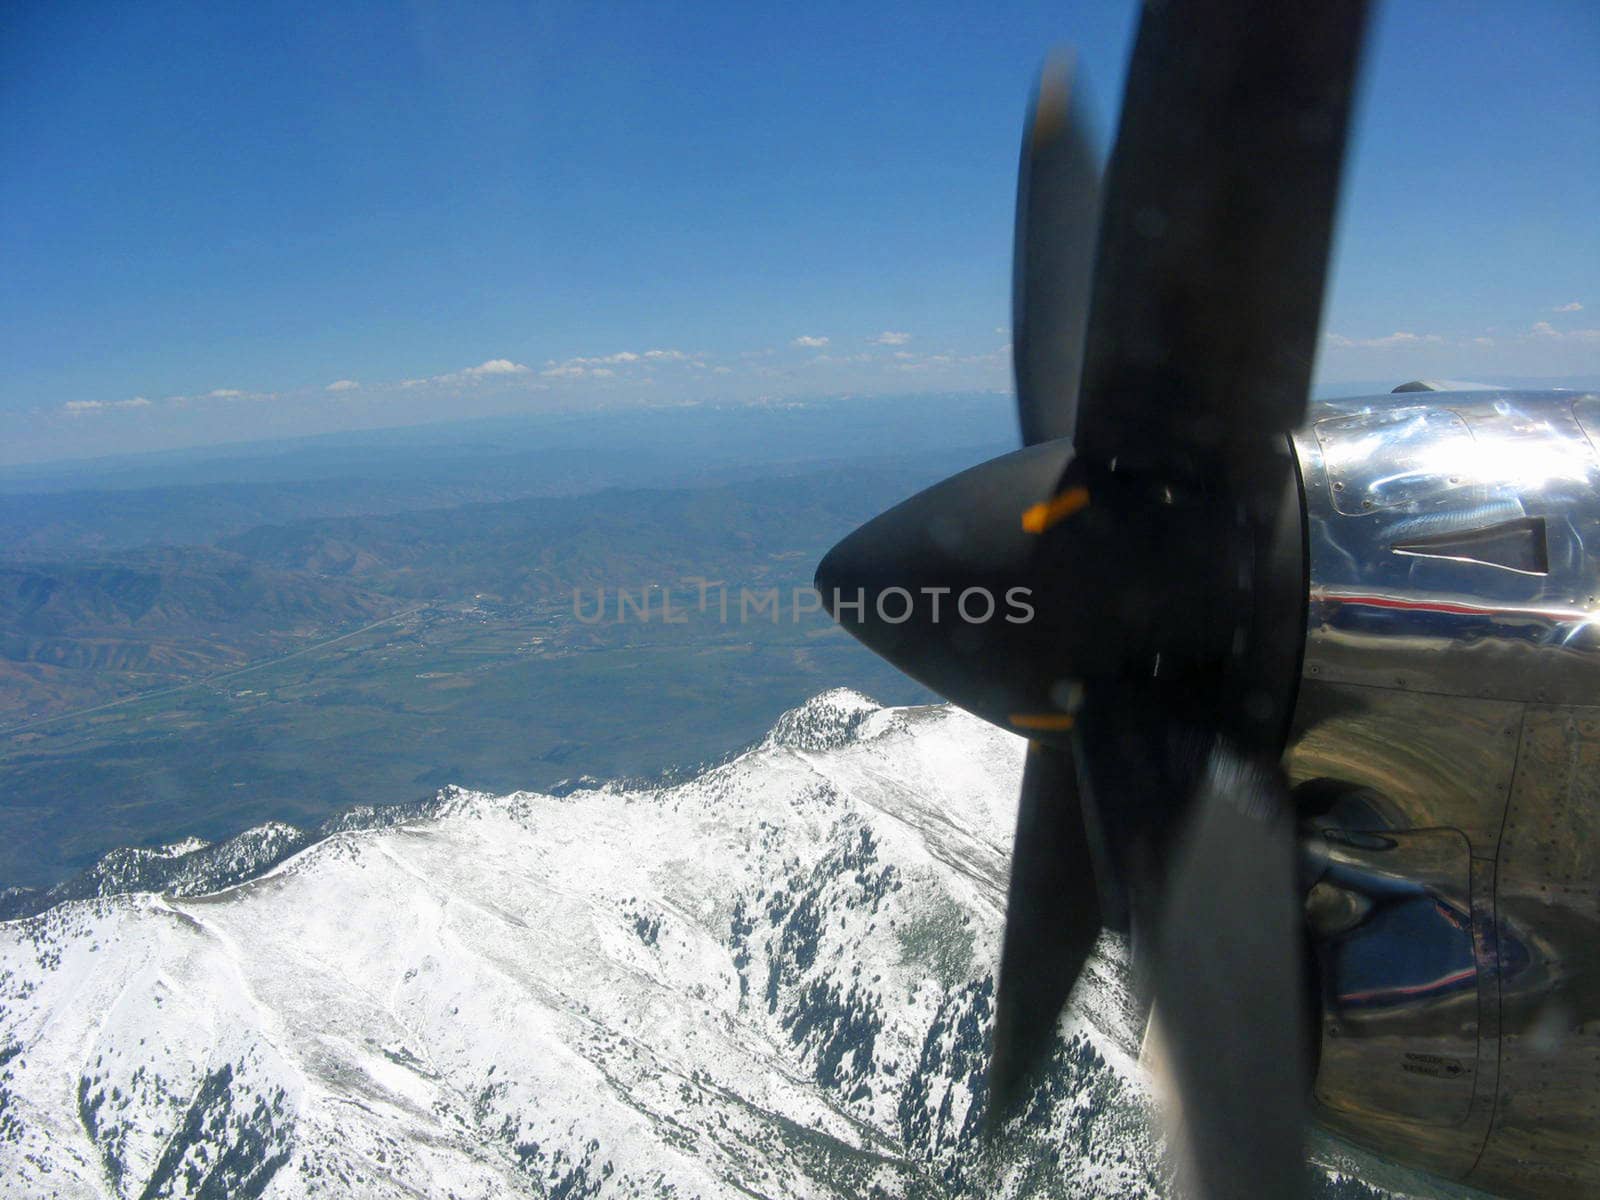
<box><xmin>2</xmin><ymin>1</ymin><xmax>1596</xmax><ymax>464</ymax></box>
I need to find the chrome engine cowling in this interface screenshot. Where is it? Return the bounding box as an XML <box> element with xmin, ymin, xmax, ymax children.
<box><xmin>1286</xmin><ymin>390</ymin><xmax>1600</xmax><ymax>1198</ymax></box>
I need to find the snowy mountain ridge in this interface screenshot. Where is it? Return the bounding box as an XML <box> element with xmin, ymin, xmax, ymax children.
<box><xmin>1</xmin><ymin>691</ymin><xmax>1405</xmax><ymax>1199</ymax></box>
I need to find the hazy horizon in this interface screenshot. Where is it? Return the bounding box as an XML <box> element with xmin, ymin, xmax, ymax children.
<box><xmin>6</xmin><ymin>372</ymin><xmax>1600</xmax><ymax>475</ymax></box>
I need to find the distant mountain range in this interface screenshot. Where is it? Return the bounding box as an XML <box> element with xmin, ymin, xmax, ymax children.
<box><xmin>0</xmin><ymin>395</ymin><xmax>1017</xmax><ymax>555</ymax></box>
<box><xmin>0</xmin><ymin>445</ymin><xmax>980</xmax><ymax>891</ymax></box>
<box><xmin>1</xmin><ymin>693</ymin><xmax>1436</xmax><ymax>1198</ymax></box>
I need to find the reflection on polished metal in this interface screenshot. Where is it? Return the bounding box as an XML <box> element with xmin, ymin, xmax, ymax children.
<box><xmin>1287</xmin><ymin>389</ymin><xmax>1600</xmax><ymax>1198</ymax></box>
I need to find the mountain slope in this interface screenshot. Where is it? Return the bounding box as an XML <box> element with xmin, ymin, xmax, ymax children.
<box><xmin>0</xmin><ymin>693</ymin><xmax>1399</xmax><ymax>1199</ymax></box>
<box><xmin>0</xmin><ymin>547</ymin><xmax>401</xmax><ymax>726</ymax></box>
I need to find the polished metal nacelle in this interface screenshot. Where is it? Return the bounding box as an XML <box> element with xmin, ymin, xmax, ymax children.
<box><xmin>1286</xmin><ymin>389</ymin><xmax>1600</xmax><ymax>1198</ymax></box>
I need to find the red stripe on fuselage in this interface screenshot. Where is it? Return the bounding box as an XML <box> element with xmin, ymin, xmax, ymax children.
<box><xmin>1337</xmin><ymin>966</ymin><xmax>1477</xmax><ymax>1005</ymax></box>
<box><xmin>1312</xmin><ymin>591</ymin><xmax>1586</xmax><ymax>623</ymax></box>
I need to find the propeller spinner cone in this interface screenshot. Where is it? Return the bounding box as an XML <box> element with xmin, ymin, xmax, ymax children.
<box><xmin>815</xmin><ymin>439</ymin><xmax>1089</xmax><ymax>738</ymax></box>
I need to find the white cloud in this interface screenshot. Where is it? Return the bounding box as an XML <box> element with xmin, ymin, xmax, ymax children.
<box><xmin>563</xmin><ymin>351</ymin><xmax>644</xmax><ymax>366</ymax></box>
<box><xmin>890</xmin><ymin>352</ymin><xmax>955</xmax><ymax>373</ymax></box>
<box><xmin>1554</xmin><ymin>301</ymin><xmax>1584</xmax><ymax>313</ymax></box>
<box><xmin>392</xmin><ymin>358</ymin><xmax>538</xmax><ymax>389</ymax></box>
<box><xmin>1323</xmin><ymin>331</ymin><xmax>1445</xmax><ymax>350</ymax></box>
<box><xmin>46</xmin><ymin>329</ymin><xmax>1046</xmax><ymax>424</ymax></box>
<box><xmin>537</xmin><ymin>349</ymin><xmax>693</xmax><ymax>379</ymax></box>
<box><xmin>1313</xmin><ymin>316</ymin><xmax>1600</xmax><ymax>381</ymax></box>
<box><xmin>62</xmin><ymin>396</ymin><xmax>151</xmax><ymax>414</ymax></box>
<box><xmin>462</xmin><ymin>359</ymin><xmax>530</xmax><ymax>377</ymax></box>
<box><xmin>1529</xmin><ymin>320</ymin><xmax>1600</xmax><ymax>343</ymax></box>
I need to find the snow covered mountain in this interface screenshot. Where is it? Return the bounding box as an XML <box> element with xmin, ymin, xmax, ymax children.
<box><xmin>1</xmin><ymin>692</ymin><xmax>1421</xmax><ymax>1199</ymax></box>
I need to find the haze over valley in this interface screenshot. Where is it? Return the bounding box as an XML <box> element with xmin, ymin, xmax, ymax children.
<box><xmin>0</xmin><ymin>395</ymin><xmax>1009</xmax><ymax>892</ymax></box>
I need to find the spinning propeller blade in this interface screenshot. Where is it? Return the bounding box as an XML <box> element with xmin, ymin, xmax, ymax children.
<box><xmin>817</xmin><ymin>2</ymin><xmax>1369</xmax><ymax>1192</ymax></box>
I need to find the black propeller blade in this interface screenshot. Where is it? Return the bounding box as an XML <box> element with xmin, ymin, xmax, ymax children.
<box><xmin>1151</xmin><ymin>743</ymin><xmax>1311</xmax><ymax>1200</ymax></box>
<box><xmin>988</xmin><ymin>741</ymin><xmax>1102</xmax><ymax>1119</ymax></box>
<box><xmin>1013</xmin><ymin>54</ymin><xmax>1100</xmax><ymax>448</ymax></box>
<box><xmin>1077</xmin><ymin>0</ymin><xmax>1370</xmax><ymax>472</ymax></box>
<box><xmin>816</xmin><ymin>1</ymin><xmax>1369</xmax><ymax>1193</ymax></box>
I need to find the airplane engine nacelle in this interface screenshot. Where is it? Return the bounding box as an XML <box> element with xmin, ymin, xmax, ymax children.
<box><xmin>1284</xmin><ymin>389</ymin><xmax>1600</xmax><ymax>1200</ymax></box>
